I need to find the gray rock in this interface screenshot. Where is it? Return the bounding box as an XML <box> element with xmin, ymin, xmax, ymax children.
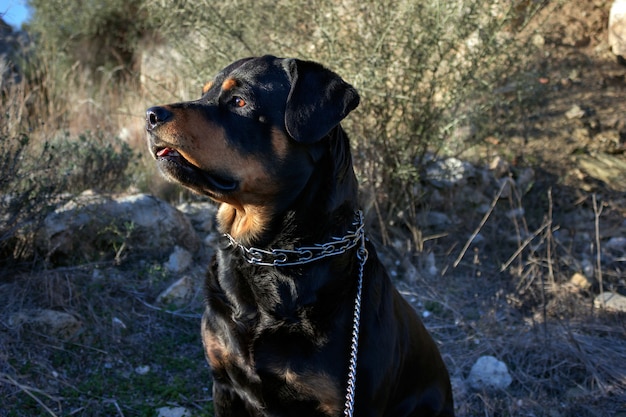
<box><xmin>425</xmin><ymin>157</ymin><xmax>475</xmax><ymax>188</ymax></box>
<box><xmin>610</xmin><ymin>0</ymin><xmax>626</xmax><ymax>58</ymax></box>
<box><xmin>156</xmin><ymin>407</ymin><xmax>191</xmax><ymax>417</ymax></box>
<box><xmin>156</xmin><ymin>276</ymin><xmax>197</xmax><ymax>308</ymax></box>
<box><xmin>468</xmin><ymin>355</ymin><xmax>512</xmax><ymax>390</ymax></box>
<box><xmin>594</xmin><ymin>292</ymin><xmax>626</xmax><ymax>312</ymax></box>
<box><xmin>40</xmin><ymin>191</ymin><xmax>200</xmax><ymax>263</ymax></box>
<box><xmin>165</xmin><ymin>246</ymin><xmax>193</xmax><ymax>273</ymax></box>
<box><xmin>9</xmin><ymin>309</ymin><xmax>82</xmax><ymax>339</ymax></box>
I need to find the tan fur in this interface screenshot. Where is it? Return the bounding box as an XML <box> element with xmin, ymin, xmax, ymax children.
<box><xmin>284</xmin><ymin>369</ymin><xmax>342</xmax><ymax>415</ymax></box>
<box><xmin>221</xmin><ymin>77</ymin><xmax>237</xmax><ymax>91</ymax></box>
<box><xmin>202</xmin><ymin>81</ymin><xmax>214</xmax><ymax>94</ymax></box>
<box><xmin>156</xmin><ymin>105</ymin><xmax>277</xmax><ymax>242</ymax></box>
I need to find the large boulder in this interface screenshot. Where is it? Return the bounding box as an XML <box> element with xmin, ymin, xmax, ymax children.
<box><xmin>39</xmin><ymin>191</ymin><xmax>201</xmax><ymax>263</ymax></box>
<box><xmin>610</xmin><ymin>0</ymin><xmax>626</xmax><ymax>60</ymax></box>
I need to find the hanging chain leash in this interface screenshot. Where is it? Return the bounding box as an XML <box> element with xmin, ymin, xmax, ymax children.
<box><xmin>343</xmin><ymin>225</ymin><xmax>368</xmax><ymax>417</ymax></box>
<box><xmin>222</xmin><ymin>211</ymin><xmax>368</xmax><ymax>416</ymax></box>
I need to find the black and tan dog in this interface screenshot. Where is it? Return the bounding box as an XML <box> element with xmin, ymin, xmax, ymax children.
<box><xmin>146</xmin><ymin>55</ymin><xmax>454</xmax><ymax>417</ymax></box>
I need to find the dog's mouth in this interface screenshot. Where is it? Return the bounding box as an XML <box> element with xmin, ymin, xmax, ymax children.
<box><xmin>153</xmin><ymin>145</ymin><xmax>238</xmax><ymax>194</ymax></box>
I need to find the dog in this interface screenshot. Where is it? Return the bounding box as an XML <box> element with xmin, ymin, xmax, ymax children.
<box><xmin>146</xmin><ymin>55</ymin><xmax>454</xmax><ymax>417</ymax></box>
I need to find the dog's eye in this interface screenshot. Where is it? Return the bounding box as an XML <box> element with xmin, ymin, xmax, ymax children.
<box><xmin>232</xmin><ymin>97</ymin><xmax>246</xmax><ymax>108</ymax></box>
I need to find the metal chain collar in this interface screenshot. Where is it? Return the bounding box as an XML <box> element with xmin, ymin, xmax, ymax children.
<box><xmin>222</xmin><ymin>211</ymin><xmax>365</xmax><ymax>267</ymax></box>
<box><xmin>222</xmin><ymin>210</ymin><xmax>368</xmax><ymax>417</ymax></box>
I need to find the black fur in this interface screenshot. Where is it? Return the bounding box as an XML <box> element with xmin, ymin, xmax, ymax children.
<box><xmin>146</xmin><ymin>55</ymin><xmax>454</xmax><ymax>417</ymax></box>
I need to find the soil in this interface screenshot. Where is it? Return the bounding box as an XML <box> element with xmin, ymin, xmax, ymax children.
<box><xmin>1</xmin><ymin>1</ymin><xmax>625</xmax><ymax>416</ymax></box>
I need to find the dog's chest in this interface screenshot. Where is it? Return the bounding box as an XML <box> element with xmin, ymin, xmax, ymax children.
<box><xmin>202</xmin><ymin>313</ymin><xmax>345</xmax><ymax>415</ymax></box>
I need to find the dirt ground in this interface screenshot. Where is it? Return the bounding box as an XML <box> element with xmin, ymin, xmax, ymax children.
<box><xmin>1</xmin><ymin>1</ymin><xmax>625</xmax><ymax>416</ymax></box>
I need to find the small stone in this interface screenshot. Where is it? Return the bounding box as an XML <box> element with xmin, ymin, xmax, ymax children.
<box><xmin>468</xmin><ymin>355</ymin><xmax>513</xmax><ymax>390</ymax></box>
<box><xmin>532</xmin><ymin>33</ymin><xmax>545</xmax><ymax>48</ymax></box>
<box><xmin>157</xmin><ymin>276</ymin><xmax>196</xmax><ymax>307</ymax></box>
<box><xmin>489</xmin><ymin>156</ymin><xmax>510</xmax><ymax>178</ymax></box>
<box><xmin>9</xmin><ymin>309</ymin><xmax>82</xmax><ymax>339</ymax></box>
<box><xmin>606</xmin><ymin>237</ymin><xmax>626</xmax><ymax>252</ymax></box>
<box><xmin>156</xmin><ymin>407</ymin><xmax>191</xmax><ymax>417</ymax></box>
<box><xmin>424</xmin><ymin>211</ymin><xmax>452</xmax><ymax>227</ymax></box>
<box><xmin>165</xmin><ymin>246</ymin><xmax>193</xmax><ymax>273</ymax></box>
<box><xmin>425</xmin><ymin>157</ymin><xmax>475</xmax><ymax>188</ymax></box>
<box><xmin>570</xmin><ymin>272</ymin><xmax>592</xmax><ymax>290</ymax></box>
<box><xmin>594</xmin><ymin>292</ymin><xmax>626</xmax><ymax>312</ymax></box>
<box><xmin>565</xmin><ymin>105</ymin><xmax>586</xmax><ymax>120</ymax></box>
<box><xmin>135</xmin><ymin>365</ymin><xmax>150</xmax><ymax>375</ymax></box>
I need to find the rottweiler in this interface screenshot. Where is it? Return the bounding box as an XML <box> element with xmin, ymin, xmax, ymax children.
<box><xmin>146</xmin><ymin>55</ymin><xmax>454</xmax><ymax>417</ymax></box>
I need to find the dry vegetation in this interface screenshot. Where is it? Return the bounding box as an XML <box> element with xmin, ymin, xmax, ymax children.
<box><xmin>1</xmin><ymin>0</ymin><xmax>625</xmax><ymax>416</ymax></box>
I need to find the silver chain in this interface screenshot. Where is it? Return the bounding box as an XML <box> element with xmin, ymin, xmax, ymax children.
<box><xmin>344</xmin><ymin>229</ymin><xmax>368</xmax><ymax>417</ymax></box>
<box><xmin>222</xmin><ymin>211</ymin><xmax>368</xmax><ymax>416</ymax></box>
<box><xmin>223</xmin><ymin>211</ymin><xmax>365</xmax><ymax>267</ymax></box>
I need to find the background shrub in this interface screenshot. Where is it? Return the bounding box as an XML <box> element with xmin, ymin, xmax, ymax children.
<box><xmin>0</xmin><ymin>128</ymin><xmax>136</xmax><ymax>268</ymax></box>
<box><xmin>1</xmin><ymin>0</ymin><xmax>540</xmax><ymax>265</ymax></box>
<box><xmin>143</xmin><ymin>0</ymin><xmax>541</xmax><ymax>241</ymax></box>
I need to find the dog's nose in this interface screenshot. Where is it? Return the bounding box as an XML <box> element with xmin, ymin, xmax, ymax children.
<box><xmin>146</xmin><ymin>106</ymin><xmax>172</xmax><ymax>131</ymax></box>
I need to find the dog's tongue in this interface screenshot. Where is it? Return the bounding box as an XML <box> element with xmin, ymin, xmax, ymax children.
<box><xmin>157</xmin><ymin>147</ymin><xmax>179</xmax><ymax>157</ymax></box>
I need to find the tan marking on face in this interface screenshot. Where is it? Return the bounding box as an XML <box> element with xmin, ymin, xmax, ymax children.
<box><xmin>202</xmin><ymin>81</ymin><xmax>214</xmax><ymax>94</ymax></box>
<box><xmin>271</xmin><ymin>128</ymin><xmax>290</xmax><ymax>161</ymax></box>
<box><xmin>284</xmin><ymin>369</ymin><xmax>342</xmax><ymax>415</ymax></box>
<box><xmin>221</xmin><ymin>77</ymin><xmax>237</xmax><ymax>91</ymax></box>
<box><xmin>155</xmin><ymin>106</ymin><xmax>278</xmax><ymax>242</ymax></box>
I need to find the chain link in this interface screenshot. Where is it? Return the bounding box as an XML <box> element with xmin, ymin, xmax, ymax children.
<box><xmin>343</xmin><ymin>232</ymin><xmax>368</xmax><ymax>417</ymax></box>
<box><xmin>223</xmin><ymin>211</ymin><xmax>365</xmax><ymax>267</ymax></box>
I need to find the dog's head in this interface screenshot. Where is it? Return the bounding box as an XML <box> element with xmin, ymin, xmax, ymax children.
<box><xmin>146</xmin><ymin>55</ymin><xmax>359</xmax><ymax>241</ymax></box>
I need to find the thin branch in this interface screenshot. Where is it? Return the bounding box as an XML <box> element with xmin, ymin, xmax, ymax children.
<box><xmin>0</xmin><ymin>373</ymin><xmax>60</xmax><ymax>417</ymax></box>
<box><xmin>592</xmin><ymin>194</ymin><xmax>604</xmax><ymax>306</ymax></box>
<box><xmin>500</xmin><ymin>221</ymin><xmax>551</xmax><ymax>273</ymax></box>
<box><xmin>453</xmin><ymin>178</ymin><xmax>509</xmax><ymax>268</ymax></box>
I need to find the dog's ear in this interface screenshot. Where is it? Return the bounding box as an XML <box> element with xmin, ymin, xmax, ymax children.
<box><xmin>283</xmin><ymin>59</ymin><xmax>360</xmax><ymax>143</ymax></box>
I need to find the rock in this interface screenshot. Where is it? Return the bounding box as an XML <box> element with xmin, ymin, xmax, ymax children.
<box><xmin>594</xmin><ymin>292</ymin><xmax>626</xmax><ymax>312</ymax></box>
<box><xmin>176</xmin><ymin>201</ymin><xmax>217</xmax><ymax>233</ymax></box>
<box><xmin>425</xmin><ymin>157</ymin><xmax>475</xmax><ymax>188</ymax></box>
<box><xmin>609</xmin><ymin>0</ymin><xmax>626</xmax><ymax>59</ymax></box>
<box><xmin>164</xmin><ymin>246</ymin><xmax>193</xmax><ymax>273</ymax></box>
<box><xmin>40</xmin><ymin>192</ymin><xmax>200</xmax><ymax>263</ymax></box>
<box><xmin>423</xmin><ymin>211</ymin><xmax>452</xmax><ymax>227</ymax></box>
<box><xmin>468</xmin><ymin>355</ymin><xmax>513</xmax><ymax>390</ymax></box>
<box><xmin>9</xmin><ymin>309</ymin><xmax>82</xmax><ymax>339</ymax></box>
<box><xmin>156</xmin><ymin>407</ymin><xmax>192</xmax><ymax>417</ymax></box>
<box><xmin>489</xmin><ymin>156</ymin><xmax>510</xmax><ymax>178</ymax></box>
<box><xmin>576</xmin><ymin>153</ymin><xmax>626</xmax><ymax>192</ymax></box>
<box><xmin>606</xmin><ymin>236</ymin><xmax>626</xmax><ymax>252</ymax></box>
<box><xmin>531</xmin><ymin>33</ymin><xmax>545</xmax><ymax>48</ymax></box>
<box><xmin>565</xmin><ymin>104</ymin><xmax>586</xmax><ymax>120</ymax></box>
<box><xmin>570</xmin><ymin>272</ymin><xmax>592</xmax><ymax>290</ymax></box>
<box><xmin>157</xmin><ymin>276</ymin><xmax>196</xmax><ymax>307</ymax></box>
<box><xmin>135</xmin><ymin>365</ymin><xmax>150</xmax><ymax>375</ymax></box>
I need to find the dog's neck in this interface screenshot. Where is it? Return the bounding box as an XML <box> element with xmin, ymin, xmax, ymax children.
<box><xmin>217</xmin><ymin>126</ymin><xmax>359</xmax><ymax>248</ymax></box>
